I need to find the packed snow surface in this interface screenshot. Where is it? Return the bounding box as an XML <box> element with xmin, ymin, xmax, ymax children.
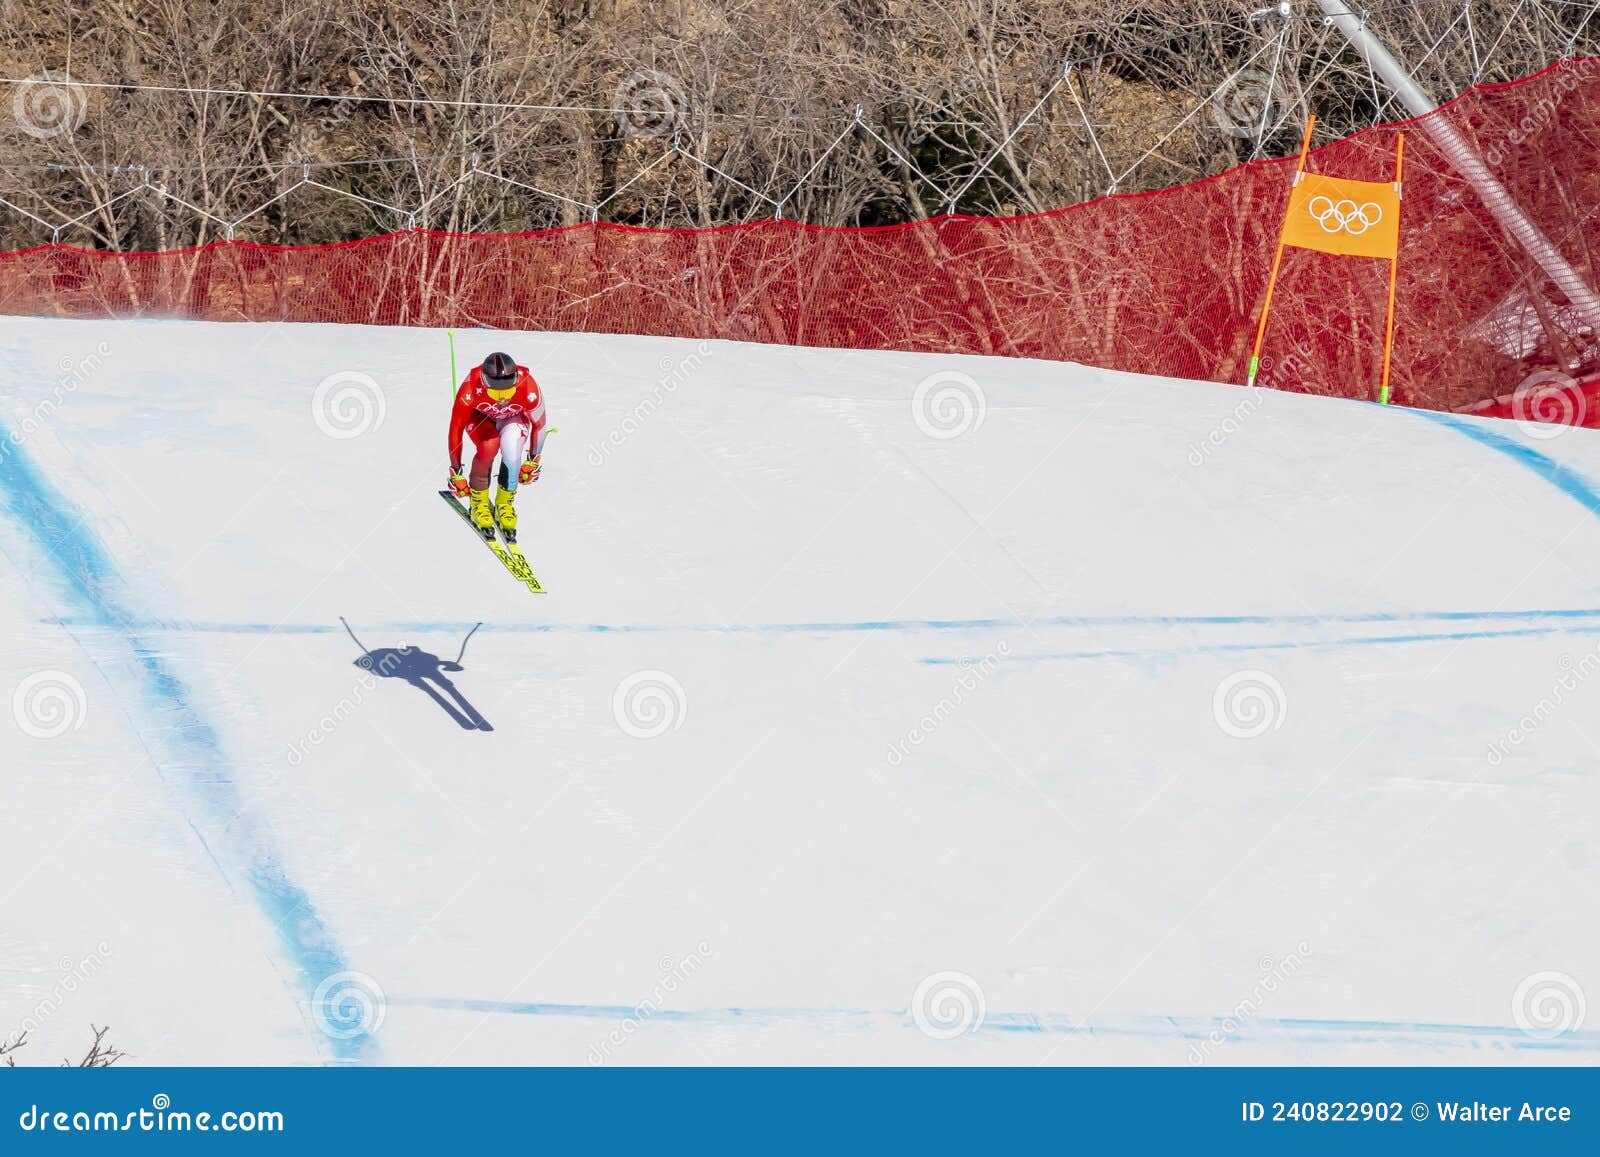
<box><xmin>2</xmin><ymin>315</ymin><xmax>1596</xmax><ymax>1064</ymax></box>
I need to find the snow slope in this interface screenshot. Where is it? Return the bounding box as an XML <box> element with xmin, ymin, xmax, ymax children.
<box><xmin>1</xmin><ymin>314</ymin><xmax>1597</xmax><ymax>1065</ymax></box>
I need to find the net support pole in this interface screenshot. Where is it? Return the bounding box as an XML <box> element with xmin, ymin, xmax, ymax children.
<box><xmin>1312</xmin><ymin>0</ymin><xmax>1600</xmax><ymax>335</ymax></box>
<box><xmin>1247</xmin><ymin>116</ymin><xmax>1317</xmax><ymax>388</ymax></box>
<box><xmin>1379</xmin><ymin>134</ymin><xmax>1406</xmax><ymax>405</ymax></box>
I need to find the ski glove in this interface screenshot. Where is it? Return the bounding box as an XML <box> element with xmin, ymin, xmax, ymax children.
<box><xmin>519</xmin><ymin>456</ymin><xmax>541</xmax><ymax>485</ymax></box>
<box><xmin>448</xmin><ymin>470</ymin><xmax>471</xmax><ymax>498</ymax></box>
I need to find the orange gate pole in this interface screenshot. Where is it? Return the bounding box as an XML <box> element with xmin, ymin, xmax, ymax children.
<box><xmin>1378</xmin><ymin>133</ymin><xmax>1405</xmax><ymax>405</ymax></box>
<box><xmin>1246</xmin><ymin>116</ymin><xmax>1317</xmax><ymax>390</ymax></box>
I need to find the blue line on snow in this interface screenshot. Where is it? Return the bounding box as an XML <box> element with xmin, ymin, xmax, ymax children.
<box><xmin>923</xmin><ymin>620</ymin><xmax>1600</xmax><ymax>664</ymax></box>
<box><xmin>41</xmin><ymin>605</ymin><xmax>1600</xmax><ymax>637</ymax></box>
<box><xmin>0</xmin><ymin>433</ymin><xmax>364</xmax><ymax>1063</ymax></box>
<box><xmin>1409</xmin><ymin>408</ymin><xmax>1600</xmax><ymax>518</ymax></box>
<box><xmin>388</xmin><ymin>996</ymin><xmax>1600</xmax><ymax>1053</ymax></box>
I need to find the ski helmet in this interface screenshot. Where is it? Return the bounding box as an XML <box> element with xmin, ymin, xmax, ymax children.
<box><xmin>481</xmin><ymin>352</ymin><xmax>518</xmax><ymax>390</ymax></box>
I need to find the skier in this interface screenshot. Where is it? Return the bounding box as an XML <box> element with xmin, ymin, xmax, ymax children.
<box><xmin>446</xmin><ymin>352</ymin><xmax>547</xmax><ymax>543</ymax></box>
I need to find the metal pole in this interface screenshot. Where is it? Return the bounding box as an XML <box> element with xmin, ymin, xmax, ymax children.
<box><xmin>1313</xmin><ymin>0</ymin><xmax>1600</xmax><ymax>334</ymax></box>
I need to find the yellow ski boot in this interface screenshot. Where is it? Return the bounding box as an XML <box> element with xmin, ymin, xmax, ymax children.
<box><xmin>468</xmin><ymin>487</ymin><xmax>495</xmax><ymax>540</ymax></box>
<box><xmin>495</xmin><ymin>487</ymin><xmax>519</xmax><ymax>543</ymax></box>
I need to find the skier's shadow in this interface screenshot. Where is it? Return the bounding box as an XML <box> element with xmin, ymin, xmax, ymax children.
<box><xmin>341</xmin><ymin>617</ymin><xmax>493</xmax><ymax>732</ymax></box>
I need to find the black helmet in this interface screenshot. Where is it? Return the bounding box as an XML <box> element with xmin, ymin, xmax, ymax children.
<box><xmin>481</xmin><ymin>352</ymin><xmax>518</xmax><ymax>389</ymax></box>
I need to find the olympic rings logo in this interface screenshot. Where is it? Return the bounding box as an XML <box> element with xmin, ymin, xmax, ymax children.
<box><xmin>1308</xmin><ymin>195</ymin><xmax>1383</xmax><ymax>235</ymax></box>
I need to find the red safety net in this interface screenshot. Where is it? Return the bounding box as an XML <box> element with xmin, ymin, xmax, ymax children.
<box><xmin>2</xmin><ymin>58</ymin><xmax>1598</xmax><ymax>418</ymax></box>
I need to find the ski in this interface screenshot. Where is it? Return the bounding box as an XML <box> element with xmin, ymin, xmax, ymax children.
<box><xmin>438</xmin><ymin>490</ymin><xmax>546</xmax><ymax>594</ymax></box>
<box><xmin>501</xmin><ymin>541</ymin><xmax>545</xmax><ymax>593</ymax></box>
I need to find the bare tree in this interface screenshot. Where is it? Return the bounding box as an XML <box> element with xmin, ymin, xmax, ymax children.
<box><xmin>1</xmin><ymin>1</ymin><xmax>1594</xmax><ymax>248</ymax></box>
<box><xmin>71</xmin><ymin>1024</ymin><xmax>126</xmax><ymax>1068</ymax></box>
<box><xmin>1</xmin><ymin>1032</ymin><xmax>25</xmax><ymax>1067</ymax></box>
<box><xmin>0</xmin><ymin>1025</ymin><xmax>123</xmax><ymax>1067</ymax></box>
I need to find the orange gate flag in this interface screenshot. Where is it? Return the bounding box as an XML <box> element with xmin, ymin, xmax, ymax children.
<box><xmin>1246</xmin><ymin>119</ymin><xmax>1405</xmax><ymax>403</ymax></box>
<box><xmin>1281</xmin><ymin>172</ymin><xmax>1401</xmax><ymax>261</ymax></box>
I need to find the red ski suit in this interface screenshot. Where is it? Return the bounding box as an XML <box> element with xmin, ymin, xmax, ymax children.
<box><xmin>447</xmin><ymin>365</ymin><xmax>548</xmax><ymax>490</ymax></box>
